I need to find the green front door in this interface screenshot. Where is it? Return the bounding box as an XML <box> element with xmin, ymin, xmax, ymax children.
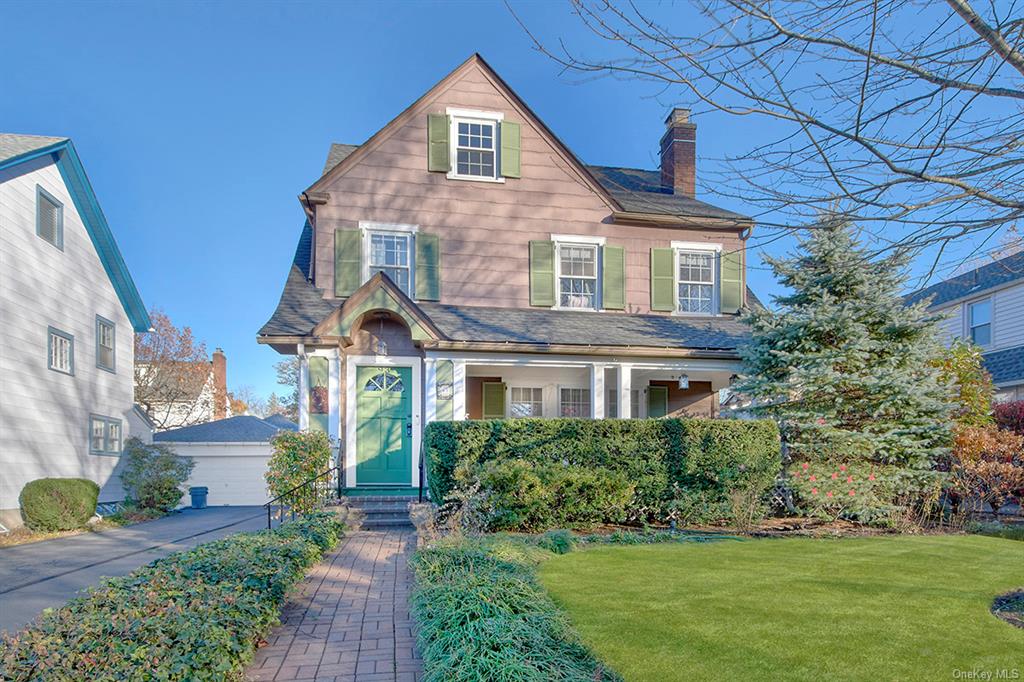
<box><xmin>356</xmin><ymin>365</ymin><xmax>413</xmax><ymax>485</ymax></box>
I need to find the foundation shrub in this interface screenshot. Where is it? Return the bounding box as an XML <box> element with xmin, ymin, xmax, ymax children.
<box><xmin>19</xmin><ymin>478</ymin><xmax>100</xmax><ymax>531</ymax></box>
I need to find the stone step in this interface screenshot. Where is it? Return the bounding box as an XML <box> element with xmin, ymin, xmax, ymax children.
<box><xmin>360</xmin><ymin>510</ymin><xmax>411</xmax><ymax>521</ymax></box>
<box><xmin>344</xmin><ymin>495</ymin><xmax>419</xmax><ymax>504</ymax></box>
<box><xmin>360</xmin><ymin>517</ymin><xmax>416</xmax><ymax>529</ymax></box>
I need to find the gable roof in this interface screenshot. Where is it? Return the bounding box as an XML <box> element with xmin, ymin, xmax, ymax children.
<box><xmin>983</xmin><ymin>345</ymin><xmax>1024</xmax><ymax>386</ymax></box>
<box><xmin>154</xmin><ymin>415</ymin><xmax>297</xmax><ymax>443</ymax></box>
<box><xmin>905</xmin><ymin>250</ymin><xmax>1024</xmax><ymax>309</ymax></box>
<box><xmin>586</xmin><ymin>165</ymin><xmax>748</xmax><ymax>221</ymax></box>
<box><xmin>0</xmin><ymin>134</ymin><xmax>150</xmax><ymax>332</ymax></box>
<box><xmin>322</xmin><ymin>143</ymin><xmax>359</xmax><ymax>176</ymax></box>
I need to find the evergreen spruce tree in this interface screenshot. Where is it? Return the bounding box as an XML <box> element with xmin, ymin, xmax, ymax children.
<box><xmin>737</xmin><ymin>218</ymin><xmax>951</xmax><ymax>522</ymax></box>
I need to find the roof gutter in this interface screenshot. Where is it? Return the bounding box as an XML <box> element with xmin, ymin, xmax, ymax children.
<box><xmin>611</xmin><ymin>211</ymin><xmax>753</xmax><ymax>231</ymax></box>
<box><xmin>419</xmin><ymin>339</ymin><xmax>741</xmax><ymax>359</ymax></box>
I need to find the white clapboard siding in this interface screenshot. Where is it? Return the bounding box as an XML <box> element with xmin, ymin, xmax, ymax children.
<box><xmin>0</xmin><ymin>155</ymin><xmax>136</xmax><ymax>515</ymax></box>
<box><xmin>993</xmin><ymin>282</ymin><xmax>1024</xmax><ymax>350</ymax></box>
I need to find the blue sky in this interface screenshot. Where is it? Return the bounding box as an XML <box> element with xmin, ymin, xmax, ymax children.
<box><xmin>0</xmin><ymin>0</ymin><xmax>992</xmax><ymax>401</ymax></box>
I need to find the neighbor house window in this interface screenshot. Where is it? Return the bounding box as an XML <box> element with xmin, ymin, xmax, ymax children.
<box><xmin>969</xmin><ymin>299</ymin><xmax>992</xmax><ymax>346</ymax></box>
<box><xmin>96</xmin><ymin>316</ymin><xmax>115</xmax><ymax>372</ymax></box>
<box><xmin>90</xmin><ymin>415</ymin><xmax>122</xmax><ymax>455</ymax></box>
<box><xmin>607</xmin><ymin>389</ymin><xmax>618</xmax><ymax>417</ymax></box>
<box><xmin>36</xmin><ymin>185</ymin><xmax>64</xmax><ymax>250</ymax></box>
<box><xmin>677</xmin><ymin>249</ymin><xmax>716</xmax><ymax>314</ymax></box>
<box><xmin>48</xmin><ymin>327</ymin><xmax>74</xmax><ymax>375</ymax></box>
<box><xmin>510</xmin><ymin>387</ymin><xmax>543</xmax><ymax>417</ymax></box>
<box><xmin>559</xmin><ymin>388</ymin><xmax>591</xmax><ymax>417</ymax></box>
<box><xmin>557</xmin><ymin>243</ymin><xmax>599</xmax><ymax>309</ymax></box>
<box><xmin>368</xmin><ymin>231</ymin><xmax>412</xmax><ymax>295</ymax></box>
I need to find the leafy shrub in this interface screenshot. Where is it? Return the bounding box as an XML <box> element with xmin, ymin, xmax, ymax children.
<box><xmin>934</xmin><ymin>339</ymin><xmax>995</xmax><ymax>427</ymax></box>
<box><xmin>945</xmin><ymin>425</ymin><xmax>1024</xmax><ymax>515</ymax></box>
<box><xmin>969</xmin><ymin>521</ymin><xmax>1024</xmax><ymax>542</ymax></box>
<box><xmin>411</xmin><ymin>537</ymin><xmax>620</xmax><ymax>682</ymax></box>
<box><xmin>19</xmin><ymin>478</ymin><xmax>99</xmax><ymax>531</ymax></box>
<box><xmin>994</xmin><ymin>400</ymin><xmax>1024</xmax><ymax>435</ymax></box>
<box><xmin>265</xmin><ymin>430</ymin><xmax>333</xmax><ymax>514</ymax></box>
<box><xmin>424</xmin><ymin>417</ymin><xmax>780</xmax><ymax>528</ymax></box>
<box><xmin>537</xmin><ymin>529</ymin><xmax>576</xmax><ymax>554</ymax></box>
<box><xmin>0</xmin><ymin>511</ymin><xmax>343</xmax><ymax>681</ymax></box>
<box><xmin>120</xmin><ymin>437</ymin><xmax>194</xmax><ymax>512</ymax></box>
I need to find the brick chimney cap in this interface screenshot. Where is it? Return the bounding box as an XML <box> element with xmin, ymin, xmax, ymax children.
<box><xmin>214</xmin><ymin>347</ymin><xmax>225</xmax><ymax>354</ymax></box>
<box><xmin>665</xmin><ymin>108</ymin><xmax>693</xmax><ymax>127</ymax></box>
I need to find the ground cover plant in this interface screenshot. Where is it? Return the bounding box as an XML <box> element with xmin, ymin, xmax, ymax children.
<box><xmin>0</xmin><ymin>511</ymin><xmax>344</xmax><ymax>681</ymax></box>
<box><xmin>539</xmin><ymin>535</ymin><xmax>1024</xmax><ymax>681</ymax></box>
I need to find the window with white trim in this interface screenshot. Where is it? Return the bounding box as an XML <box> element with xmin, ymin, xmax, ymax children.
<box><xmin>90</xmin><ymin>415</ymin><xmax>122</xmax><ymax>455</ymax></box>
<box><xmin>677</xmin><ymin>249</ymin><xmax>716</xmax><ymax>314</ymax></box>
<box><xmin>48</xmin><ymin>327</ymin><xmax>74</xmax><ymax>375</ymax></box>
<box><xmin>969</xmin><ymin>299</ymin><xmax>992</xmax><ymax>346</ymax></box>
<box><xmin>368</xmin><ymin>231</ymin><xmax>412</xmax><ymax>295</ymax></box>
<box><xmin>557</xmin><ymin>243</ymin><xmax>599</xmax><ymax>309</ymax></box>
<box><xmin>559</xmin><ymin>388</ymin><xmax>591</xmax><ymax>417</ymax></box>
<box><xmin>96</xmin><ymin>316</ymin><xmax>115</xmax><ymax>372</ymax></box>
<box><xmin>36</xmin><ymin>185</ymin><xmax>64</xmax><ymax>250</ymax></box>
<box><xmin>631</xmin><ymin>389</ymin><xmax>641</xmax><ymax>419</ymax></box>
<box><xmin>454</xmin><ymin>119</ymin><xmax>496</xmax><ymax>179</ymax></box>
<box><xmin>510</xmin><ymin>387</ymin><xmax>544</xmax><ymax>417</ymax></box>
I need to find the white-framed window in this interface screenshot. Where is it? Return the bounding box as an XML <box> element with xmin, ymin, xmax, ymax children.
<box><xmin>557</xmin><ymin>243</ymin><xmax>599</xmax><ymax>309</ymax></box>
<box><xmin>48</xmin><ymin>327</ymin><xmax>74</xmax><ymax>375</ymax></box>
<box><xmin>96</xmin><ymin>316</ymin><xmax>115</xmax><ymax>372</ymax></box>
<box><xmin>36</xmin><ymin>185</ymin><xmax>64</xmax><ymax>250</ymax></box>
<box><xmin>559</xmin><ymin>387</ymin><xmax>591</xmax><ymax>417</ymax></box>
<box><xmin>631</xmin><ymin>389</ymin><xmax>642</xmax><ymax>419</ymax></box>
<box><xmin>361</xmin><ymin>222</ymin><xmax>417</xmax><ymax>297</ymax></box>
<box><xmin>968</xmin><ymin>298</ymin><xmax>992</xmax><ymax>346</ymax></box>
<box><xmin>677</xmin><ymin>250</ymin><xmax>716</xmax><ymax>314</ymax></box>
<box><xmin>510</xmin><ymin>387</ymin><xmax>544</xmax><ymax>417</ymax></box>
<box><xmin>447</xmin><ymin>108</ymin><xmax>504</xmax><ymax>183</ymax></box>
<box><xmin>90</xmin><ymin>415</ymin><xmax>122</xmax><ymax>455</ymax></box>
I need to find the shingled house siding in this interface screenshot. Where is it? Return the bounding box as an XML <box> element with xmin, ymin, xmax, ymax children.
<box><xmin>313</xmin><ymin>63</ymin><xmax>743</xmax><ymax>315</ymax></box>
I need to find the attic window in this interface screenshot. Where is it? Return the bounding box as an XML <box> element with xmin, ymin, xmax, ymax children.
<box><xmin>447</xmin><ymin>108</ymin><xmax>505</xmax><ymax>183</ymax></box>
<box><xmin>36</xmin><ymin>186</ymin><xmax>64</xmax><ymax>250</ymax></box>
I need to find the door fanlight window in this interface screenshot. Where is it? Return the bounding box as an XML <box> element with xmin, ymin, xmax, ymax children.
<box><xmin>364</xmin><ymin>369</ymin><xmax>404</xmax><ymax>393</ymax></box>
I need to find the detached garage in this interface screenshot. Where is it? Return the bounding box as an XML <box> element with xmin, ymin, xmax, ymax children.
<box><xmin>155</xmin><ymin>415</ymin><xmax>297</xmax><ymax>506</ymax></box>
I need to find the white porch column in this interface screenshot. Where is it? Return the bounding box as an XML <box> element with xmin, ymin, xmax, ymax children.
<box><xmin>618</xmin><ymin>363</ymin><xmax>633</xmax><ymax>419</ymax></box>
<box><xmin>453</xmin><ymin>360</ymin><xmax>467</xmax><ymax>420</ymax></box>
<box><xmin>328</xmin><ymin>349</ymin><xmax>340</xmax><ymax>442</ymax></box>
<box><xmin>297</xmin><ymin>343</ymin><xmax>309</xmax><ymax>430</ymax></box>
<box><xmin>590</xmin><ymin>363</ymin><xmax>606</xmax><ymax>418</ymax></box>
<box><xmin>424</xmin><ymin>358</ymin><xmax>438</xmax><ymax>423</ymax></box>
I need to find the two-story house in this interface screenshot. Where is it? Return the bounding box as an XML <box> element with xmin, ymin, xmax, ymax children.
<box><xmin>0</xmin><ymin>134</ymin><xmax>149</xmax><ymax>528</ymax></box>
<box><xmin>259</xmin><ymin>55</ymin><xmax>754</xmax><ymax>491</ymax></box>
<box><xmin>906</xmin><ymin>249</ymin><xmax>1024</xmax><ymax>401</ymax></box>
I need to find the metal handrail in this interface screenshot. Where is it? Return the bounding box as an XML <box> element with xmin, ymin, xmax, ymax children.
<box><xmin>264</xmin><ymin>465</ymin><xmax>343</xmax><ymax>529</ymax></box>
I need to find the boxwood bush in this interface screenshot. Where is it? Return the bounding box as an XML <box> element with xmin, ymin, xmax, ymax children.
<box><xmin>411</xmin><ymin>536</ymin><xmax>621</xmax><ymax>681</ymax></box>
<box><xmin>19</xmin><ymin>478</ymin><xmax>100</xmax><ymax>531</ymax></box>
<box><xmin>0</xmin><ymin>511</ymin><xmax>344</xmax><ymax>681</ymax></box>
<box><xmin>425</xmin><ymin>417</ymin><xmax>780</xmax><ymax>527</ymax></box>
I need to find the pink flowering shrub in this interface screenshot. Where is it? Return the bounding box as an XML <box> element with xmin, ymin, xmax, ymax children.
<box><xmin>787</xmin><ymin>461</ymin><xmax>905</xmax><ymax>523</ymax></box>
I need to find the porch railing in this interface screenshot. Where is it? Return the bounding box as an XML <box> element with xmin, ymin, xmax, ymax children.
<box><xmin>264</xmin><ymin>465</ymin><xmax>343</xmax><ymax>529</ymax></box>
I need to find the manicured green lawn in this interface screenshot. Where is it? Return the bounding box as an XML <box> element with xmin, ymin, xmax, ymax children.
<box><xmin>539</xmin><ymin>535</ymin><xmax>1023</xmax><ymax>681</ymax></box>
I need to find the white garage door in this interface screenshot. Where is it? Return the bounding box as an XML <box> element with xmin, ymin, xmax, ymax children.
<box><xmin>178</xmin><ymin>445</ymin><xmax>272</xmax><ymax>506</ymax></box>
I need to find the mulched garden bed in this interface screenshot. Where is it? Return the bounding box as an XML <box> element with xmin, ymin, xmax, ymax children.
<box><xmin>992</xmin><ymin>590</ymin><xmax>1024</xmax><ymax>629</ymax></box>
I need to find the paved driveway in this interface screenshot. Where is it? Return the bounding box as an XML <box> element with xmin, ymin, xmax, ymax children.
<box><xmin>0</xmin><ymin>506</ymin><xmax>267</xmax><ymax>633</ymax></box>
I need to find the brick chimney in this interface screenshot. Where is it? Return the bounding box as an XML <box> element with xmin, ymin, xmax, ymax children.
<box><xmin>212</xmin><ymin>348</ymin><xmax>227</xmax><ymax>420</ymax></box>
<box><xmin>660</xmin><ymin>108</ymin><xmax>697</xmax><ymax>197</ymax></box>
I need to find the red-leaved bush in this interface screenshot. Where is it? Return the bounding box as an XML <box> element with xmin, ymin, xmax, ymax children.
<box><xmin>946</xmin><ymin>425</ymin><xmax>1024</xmax><ymax>515</ymax></box>
<box><xmin>994</xmin><ymin>400</ymin><xmax>1024</xmax><ymax>435</ymax></box>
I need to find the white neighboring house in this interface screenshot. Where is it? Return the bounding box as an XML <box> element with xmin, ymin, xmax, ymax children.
<box><xmin>135</xmin><ymin>347</ymin><xmax>231</xmax><ymax>431</ymax></box>
<box><xmin>0</xmin><ymin>134</ymin><xmax>150</xmax><ymax>529</ymax></box>
<box><xmin>154</xmin><ymin>415</ymin><xmax>298</xmax><ymax>506</ymax></box>
<box><xmin>906</xmin><ymin>249</ymin><xmax>1024</xmax><ymax>400</ymax></box>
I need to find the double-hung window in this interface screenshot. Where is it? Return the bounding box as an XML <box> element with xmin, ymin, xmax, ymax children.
<box><xmin>510</xmin><ymin>387</ymin><xmax>544</xmax><ymax>417</ymax></box>
<box><xmin>969</xmin><ymin>299</ymin><xmax>992</xmax><ymax>346</ymax></box>
<box><xmin>559</xmin><ymin>388</ymin><xmax>591</xmax><ymax>417</ymax></box>
<box><xmin>96</xmin><ymin>316</ymin><xmax>115</xmax><ymax>372</ymax></box>
<box><xmin>90</xmin><ymin>415</ymin><xmax>122</xmax><ymax>455</ymax></box>
<box><xmin>674</xmin><ymin>242</ymin><xmax>720</xmax><ymax>314</ymax></box>
<box><xmin>558</xmin><ymin>244</ymin><xmax>598</xmax><ymax>309</ymax></box>
<box><xmin>362</xmin><ymin>223</ymin><xmax>417</xmax><ymax>297</ymax></box>
<box><xmin>48</xmin><ymin>327</ymin><xmax>74</xmax><ymax>375</ymax></box>
<box><xmin>448</xmin><ymin>109</ymin><xmax>503</xmax><ymax>182</ymax></box>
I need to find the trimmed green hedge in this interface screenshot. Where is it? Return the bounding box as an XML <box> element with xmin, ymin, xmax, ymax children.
<box><xmin>424</xmin><ymin>417</ymin><xmax>781</xmax><ymax>525</ymax></box>
<box><xmin>19</xmin><ymin>478</ymin><xmax>100</xmax><ymax>531</ymax></box>
<box><xmin>411</xmin><ymin>536</ymin><xmax>621</xmax><ymax>681</ymax></box>
<box><xmin>0</xmin><ymin>512</ymin><xmax>344</xmax><ymax>681</ymax></box>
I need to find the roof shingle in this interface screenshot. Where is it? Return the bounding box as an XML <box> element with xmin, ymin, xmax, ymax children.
<box><xmin>905</xmin><ymin>250</ymin><xmax>1024</xmax><ymax>308</ymax></box>
<box><xmin>0</xmin><ymin>133</ymin><xmax>66</xmax><ymax>165</ymax></box>
<box><xmin>983</xmin><ymin>345</ymin><xmax>1024</xmax><ymax>386</ymax></box>
<box><xmin>154</xmin><ymin>415</ymin><xmax>297</xmax><ymax>443</ymax></box>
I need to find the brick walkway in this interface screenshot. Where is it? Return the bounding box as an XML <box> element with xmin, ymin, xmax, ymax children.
<box><xmin>247</xmin><ymin>530</ymin><xmax>423</xmax><ymax>682</ymax></box>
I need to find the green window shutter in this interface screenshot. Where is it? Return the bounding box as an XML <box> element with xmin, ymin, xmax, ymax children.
<box><xmin>427</xmin><ymin>114</ymin><xmax>450</xmax><ymax>172</ymax></box>
<box><xmin>529</xmin><ymin>240</ymin><xmax>556</xmax><ymax>307</ymax></box>
<box><xmin>482</xmin><ymin>382</ymin><xmax>506</xmax><ymax>419</ymax></box>
<box><xmin>648</xmin><ymin>386</ymin><xmax>668</xmax><ymax>419</ymax></box>
<box><xmin>720</xmin><ymin>249</ymin><xmax>743</xmax><ymax>314</ymax></box>
<box><xmin>500</xmin><ymin>121</ymin><xmax>521</xmax><ymax>178</ymax></box>
<box><xmin>650</xmin><ymin>248</ymin><xmax>675</xmax><ymax>311</ymax></box>
<box><xmin>602</xmin><ymin>245</ymin><xmax>626</xmax><ymax>310</ymax></box>
<box><xmin>416</xmin><ymin>233</ymin><xmax>441</xmax><ymax>301</ymax></box>
<box><xmin>436</xmin><ymin>360</ymin><xmax>454</xmax><ymax>421</ymax></box>
<box><xmin>335</xmin><ymin>229</ymin><xmax>362</xmax><ymax>297</ymax></box>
